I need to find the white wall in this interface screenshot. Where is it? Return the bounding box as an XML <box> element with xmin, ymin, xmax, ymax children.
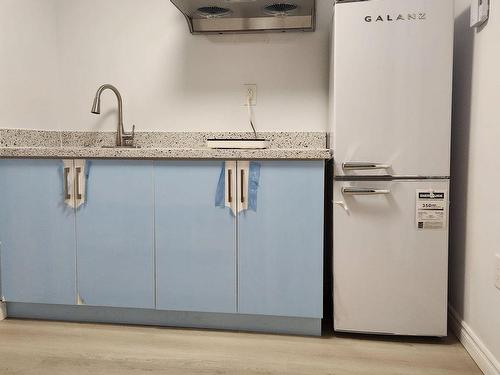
<box><xmin>451</xmin><ymin>0</ymin><xmax>500</xmax><ymax>371</ymax></box>
<box><xmin>0</xmin><ymin>0</ymin><xmax>333</xmax><ymax>132</ymax></box>
<box><xmin>0</xmin><ymin>0</ymin><xmax>60</xmax><ymax>130</ymax></box>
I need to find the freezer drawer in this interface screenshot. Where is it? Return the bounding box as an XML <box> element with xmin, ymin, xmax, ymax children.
<box><xmin>333</xmin><ymin>179</ymin><xmax>449</xmax><ymax>336</ymax></box>
<box><xmin>330</xmin><ymin>0</ymin><xmax>454</xmax><ymax>177</ymax></box>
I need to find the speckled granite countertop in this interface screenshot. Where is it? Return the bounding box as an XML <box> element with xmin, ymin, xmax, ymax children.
<box><xmin>0</xmin><ymin>130</ymin><xmax>332</xmax><ymax>160</ymax></box>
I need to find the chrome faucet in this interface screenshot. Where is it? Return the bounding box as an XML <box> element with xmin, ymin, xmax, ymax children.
<box><xmin>91</xmin><ymin>84</ymin><xmax>135</xmax><ymax>147</ymax></box>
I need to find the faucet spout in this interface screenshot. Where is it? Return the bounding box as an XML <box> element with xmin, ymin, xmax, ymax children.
<box><xmin>91</xmin><ymin>84</ymin><xmax>134</xmax><ymax>147</ymax></box>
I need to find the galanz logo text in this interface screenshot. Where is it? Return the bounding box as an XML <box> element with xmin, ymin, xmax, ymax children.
<box><xmin>364</xmin><ymin>13</ymin><xmax>427</xmax><ymax>22</ymax></box>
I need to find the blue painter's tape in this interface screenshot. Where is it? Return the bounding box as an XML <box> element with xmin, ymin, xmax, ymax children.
<box><xmin>85</xmin><ymin>160</ymin><xmax>91</xmax><ymax>180</ymax></box>
<box><xmin>248</xmin><ymin>161</ymin><xmax>261</xmax><ymax>212</ymax></box>
<box><xmin>215</xmin><ymin>162</ymin><xmax>225</xmax><ymax>208</ymax></box>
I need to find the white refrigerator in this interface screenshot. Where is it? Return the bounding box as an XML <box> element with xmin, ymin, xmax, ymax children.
<box><xmin>330</xmin><ymin>0</ymin><xmax>454</xmax><ymax>336</ymax></box>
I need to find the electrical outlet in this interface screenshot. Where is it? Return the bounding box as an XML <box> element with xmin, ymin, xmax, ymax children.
<box><xmin>496</xmin><ymin>254</ymin><xmax>500</xmax><ymax>290</ymax></box>
<box><xmin>244</xmin><ymin>84</ymin><xmax>257</xmax><ymax>106</ymax></box>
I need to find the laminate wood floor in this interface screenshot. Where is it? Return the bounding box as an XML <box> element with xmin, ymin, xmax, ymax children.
<box><xmin>0</xmin><ymin>319</ymin><xmax>481</xmax><ymax>375</ymax></box>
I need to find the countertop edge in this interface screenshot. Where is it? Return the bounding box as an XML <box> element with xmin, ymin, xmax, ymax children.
<box><xmin>0</xmin><ymin>147</ymin><xmax>333</xmax><ymax>161</ymax></box>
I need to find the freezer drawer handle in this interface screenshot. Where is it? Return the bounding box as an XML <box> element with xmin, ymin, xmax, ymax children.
<box><xmin>342</xmin><ymin>162</ymin><xmax>391</xmax><ymax>170</ymax></box>
<box><xmin>342</xmin><ymin>187</ymin><xmax>390</xmax><ymax>196</ymax></box>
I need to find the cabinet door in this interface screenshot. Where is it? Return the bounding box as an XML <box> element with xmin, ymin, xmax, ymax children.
<box><xmin>0</xmin><ymin>159</ymin><xmax>76</xmax><ymax>304</ymax></box>
<box><xmin>76</xmin><ymin>160</ymin><xmax>155</xmax><ymax>309</ymax></box>
<box><xmin>155</xmin><ymin>161</ymin><xmax>237</xmax><ymax>313</ymax></box>
<box><xmin>238</xmin><ymin>161</ymin><xmax>324</xmax><ymax>318</ymax></box>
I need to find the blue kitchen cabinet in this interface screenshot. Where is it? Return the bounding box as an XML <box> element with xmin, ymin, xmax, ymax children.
<box><xmin>0</xmin><ymin>159</ymin><xmax>76</xmax><ymax>305</ymax></box>
<box><xmin>0</xmin><ymin>157</ymin><xmax>324</xmax><ymax>330</ymax></box>
<box><xmin>154</xmin><ymin>161</ymin><xmax>237</xmax><ymax>313</ymax></box>
<box><xmin>76</xmin><ymin>160</ymin><xmax>155</xmax><ymax>309</ymax></box>
<box><xmin>238</xmin><ymin>161</ymin><xmax>324</xmax><ymax>318</ymax></box>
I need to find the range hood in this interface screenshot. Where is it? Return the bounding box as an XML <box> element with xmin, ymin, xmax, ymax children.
<box><xmin>171</xmin><ymin>0</ymin><xmax>316</xmax><ymax>34</ymax></box>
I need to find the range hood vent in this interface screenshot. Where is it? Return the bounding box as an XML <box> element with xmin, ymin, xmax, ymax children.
<box><xmin>197</xmin><ymin>6</ymin><xmax>232</xmax><ymax>18</ymax></box>
<box><xmin>171</xmin><ymin>0</ymin><xmax>315</xmax><ymax>34</ymax></box>
<box><xmin>264</xmin><ymin>3</ymin><xmax>299</xmax><ymax>16</ymax></box>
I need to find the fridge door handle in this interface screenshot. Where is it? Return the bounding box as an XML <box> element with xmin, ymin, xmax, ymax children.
<box><xmin>342</xmin><ymin>187</ymin><xmax>390</xmax><ymax>196</ymax></box>
<box><xmin>342</xmin><ymin>162</ymin><xmax>391</xmax><ymax>171</ymax></box>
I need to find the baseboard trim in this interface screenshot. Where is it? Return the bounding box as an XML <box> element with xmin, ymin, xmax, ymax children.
<box><xmin>4</xmin><ymin>302</ymin><xmax>322</xmax><ymax>336</ymax></box>
<box><xmin>0</xmin><ymin>302</ymin><xmax>6</xmax><ymax>321</ymax></box>
<box><xmin>448</xmin><ymin>305</ymin><xmax>500</xmax><ymax>375</ymax></box>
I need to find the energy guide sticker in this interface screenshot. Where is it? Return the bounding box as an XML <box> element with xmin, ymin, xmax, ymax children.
<box><xmin>416</xmin><ymin>190</ymin><xmax>448</xmax><ymax>230</ymax></box>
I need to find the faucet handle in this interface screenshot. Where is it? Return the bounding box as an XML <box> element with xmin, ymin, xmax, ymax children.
<box><xmin>122</xmin><ymin>125</ymin><xmax>136</xmax><ymax>146</ymax></box>
<box><xmin>123</xmin><ymin>125</ymin><xmax>135</xmax><ymax>138</ymax></box>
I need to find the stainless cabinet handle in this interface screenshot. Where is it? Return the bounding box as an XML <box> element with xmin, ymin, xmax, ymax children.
<box><xmin>228</xmin><ymin>169</ymin><xmax>233</xmax><ymax>203</ymax></box>
<box><xmin>240</xmin><ymin>169</ymin><xmax>245</xmax><ymax>204</ymax></box>
<box><xmin>342</xmin><ymin>187</ymin><xmax>390</xmax><ymax>195</ymax></box>
<box><xmin>75</xmin><ymin>167</ymin><xmax>82</xmax><ymax>200</ymax></box>
<box><xmin>342</xmin><ymin>162</ymin><xmax>391</xmax><ymax>170</ymax></box>
<box><xmin>64</xmin><ymin>167</ymin><xmax>71</xmax><ymax>200</ymax></box>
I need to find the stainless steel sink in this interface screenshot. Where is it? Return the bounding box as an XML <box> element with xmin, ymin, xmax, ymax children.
<box><xmin>206</xmin><ymin>139</ymin><xmax>269</xmax><ymax>150</ymax></box>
